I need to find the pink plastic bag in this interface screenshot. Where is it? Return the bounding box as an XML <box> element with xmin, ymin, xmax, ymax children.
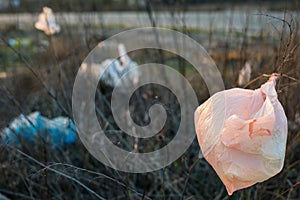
<box><xmin>194</xmin><ymin>73</ymin><xmax>287</xmax><ymax>195</ymax></box>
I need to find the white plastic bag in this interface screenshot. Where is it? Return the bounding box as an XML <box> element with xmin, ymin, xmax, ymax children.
<box><xmin>35</xmin><ymin>7</ymin><xmax>60</xmax><ymax>35</ymax></box>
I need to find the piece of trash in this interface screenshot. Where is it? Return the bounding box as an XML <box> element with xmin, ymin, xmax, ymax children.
<box><xmin>116</xmin><ymin>43</ymin><xmax>140</xmax><ymax>85</ymax></box>
<box><xmin>34</xmin><ymin>7</ymin><xmax>60</xmax><ymax>35</ymax></box>
<box><xmin>82</xmin><ymin>43</ymin><xmax>140</xmax><ymax>88</ymax></box>
<box><xmin>238</xmin><ymin>61</ymin><xmax>251</xmax><ymax>86</ymax></box>
<box><xmin>194</xmin><ymin>73</ymin><xmax>287</xmax><ymax>195</ymax></box>
<box><xmin>295</xmin><ymin>111</ymin><xmax>300</xmax><ymax>125</ymax></box>
<box><xmin>1</xmin><ymin>112</ymin><xmax>76</xmax><ymax>147</ymax></box>
<box><xmin>0</xmin><ymin>72</ymin><xmax>8</xmax><ymax>79</ymax></box>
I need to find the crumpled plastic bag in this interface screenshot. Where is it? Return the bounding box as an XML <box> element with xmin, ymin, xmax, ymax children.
<box><xmin>1</xmin><ymin>112</ymin><xmax>76</xmax><ymax>147</ymax></box>
<box><xmin>35</xmin><ymin>7</ymin><xmax>60</xmax><ymax>35</ymax></box>
<box><xmin>194</xmin><ymin>73</ymin><xmax>287</xmax><ymax>195</ymax></box>
<box><xmin>81</xmin><ymin>43</ymin><xmax>140</xmax><ymax>88</ymax></box>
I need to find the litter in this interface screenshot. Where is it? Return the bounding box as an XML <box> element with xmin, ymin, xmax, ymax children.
<box><xmin>194</xmin><ymin>73</ymin><xmax>287</xmax><ymax>195</ymax></box>
<box><xmin>102</xmin><ymin>43</ymin><xmax>140</xmax><ymax>87</ymax></box>
<box><xmin>34</xmin><ymin>7</ymin><xmax>60</xmax><ymax>35</ymax></box>
<box><xmin>81</xmin><ymin>43</ymin><xmax>140</xmax><ymax>88</ymax></box>
<box><xmin>1</xmin><ymin>112</ymin><xmax>76</xmax><ymax>147</ymax></box>
<box><xmin>238</xmin><ymin>61</ymin><xmax>251</xmax><ymax>86</ymax></box>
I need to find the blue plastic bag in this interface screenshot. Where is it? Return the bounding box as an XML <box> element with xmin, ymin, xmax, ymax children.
<box><xmin>1</xmin><ymin>112</ymin><xmax>76</xmax><ymax>147</ymax></box>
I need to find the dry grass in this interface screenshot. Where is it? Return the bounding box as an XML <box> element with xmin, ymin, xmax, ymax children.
<box><xmin>0</xmin><ymin>4</ymin><xmax>300</xmax><ymax>200</ymax></box>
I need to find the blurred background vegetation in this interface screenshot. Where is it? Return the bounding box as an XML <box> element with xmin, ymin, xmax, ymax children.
<box><xmin>0</xmin><ymin>0</ymin><xmax>299</xmax><ymax>12</ymax></box>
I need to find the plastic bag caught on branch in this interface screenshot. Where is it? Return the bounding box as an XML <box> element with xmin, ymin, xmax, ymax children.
<box><xmin>81</xmin><ymin>43</ymin><xmax>140</xmax><ymax>89</ymax></box>
<box><xmin>34</xmin><ymin>7</ymin><xmax>60</xmax><ymax>35</ymax></box>
<box><xmin>194</xmin><ymin>73</ymin><xmax>287</xmax><ymax>195</ymax></box>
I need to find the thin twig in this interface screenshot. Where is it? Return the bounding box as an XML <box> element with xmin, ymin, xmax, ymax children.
<box><xmin>243</xmin><ymin>74</ymin><xmax>271</xmax><ymax>89</ymax></box>
<box><xmin>180</xmin><ymin>158</ymin><xmax>200</xmax><ymax>200</ymax></box>
<box><xmin>254</xmin><ymin>13</ymin><xmax>292</xmax><ymax>31</ymax></box>
<box><xmin>274</xmin><ymin>181</ymin><xmax>300</xmax><ymax>200</ymax></box>
<box><xmin>12</xmin><ymin>148</ymin><xmax>106</xmax><ymax>200</ymax></box>
<box><xmin>36</xmin><ymin>163</ymin><xmax>151</xmax><ymax>200</ymax></box>
<box><xmin>0</xmin><ymin>189</ymin><xmax>38</xmax><ymax>200</ymax></box>
<box><xmin>0</xmin><ymin>36</ymin><xmax>69</xmax><ymax>117</ymax></box>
